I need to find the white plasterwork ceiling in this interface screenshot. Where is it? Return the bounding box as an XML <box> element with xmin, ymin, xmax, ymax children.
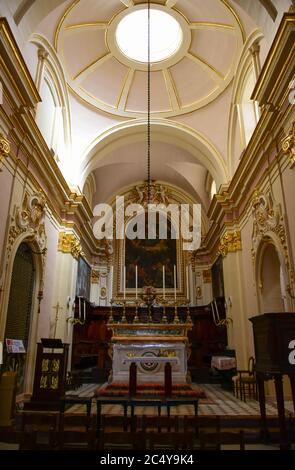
<box><xmin>55</xmin><ymin>0</ymin><xmax>244</xmax><ymax>118</ymax></box>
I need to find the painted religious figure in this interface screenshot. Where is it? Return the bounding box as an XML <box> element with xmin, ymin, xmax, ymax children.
<box><xmin>125</xmin><ymin>217</ymin><xmax>177</xmax><ymax>288</ymax></box>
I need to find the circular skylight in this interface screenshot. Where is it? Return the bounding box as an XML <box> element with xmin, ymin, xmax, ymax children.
<box><xmin>116</xmin><ymin>9</ymin><xmax>183</xmax><ymax>63</ymax></box>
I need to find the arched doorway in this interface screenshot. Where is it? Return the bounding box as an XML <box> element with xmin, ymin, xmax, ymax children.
<box><xmin>260</xmin><ymin>242</ymin><xmax>285</xmax><ymax>313</ymax></box>
<box><xmin>3</xmin><ymin>242</ymin><xmax>36</xmax><ymax>393</ymax></box>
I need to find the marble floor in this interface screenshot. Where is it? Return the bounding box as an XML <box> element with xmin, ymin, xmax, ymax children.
<box><xmin>66</xmin><ymin>382</ymin><xmax>295</xmax><ymax>417</ymax></box>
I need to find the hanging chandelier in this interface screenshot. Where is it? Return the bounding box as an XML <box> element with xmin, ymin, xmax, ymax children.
<box><xmin>147</xmin><ymin>0</ymin><xmax>152</xmax><ymax>205</ymax></box>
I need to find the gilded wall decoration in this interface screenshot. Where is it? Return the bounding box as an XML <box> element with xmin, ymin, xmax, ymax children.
<box><xmin>282</xmin><ymin>121</ymin><xmax>295</xmax><ymax>166</ymax></box>
<box><xmin>251</xmin><ymin>190</ymin><xmax>293</xmax><ymax>290</ymax></box>
<box><xmin>16</xmin><ymin>192</ymin><xmax>46</xmax><ymax>231</ymax></box>
<box><xmin>0</xmin><ymin>133</ymin><xmax>10</xmax><ymax>171</ymax></box>
<box><xmin>219</xmin><ymin>231</ymin><xmax>242</xmax><ymax>257</ymax></box>
<box><xmin>132</xmin><ymin>182</ymin><xmax>169</xmax><ymax>206</ymax></box>
<box><xmin>196</xmin><ymin>286</ymin><xmax>202</xmax><ymax>299</ymax></box>
<box><xmin>202</xmin><ymin>270</ymin><xmax>212</xmax><ymax>283</ymax></box>
<box><xmin>91</xmin><ymin>269</ymin><xmax>100</xmax><ymax>284</ymax></box>
<box><xmin>7</xmin><ymin>192</ymin><xmax>47</xmax><ymax>263</ymax></box>
<box><xmin>4</xmin><ymin>192</ymin><xmax>47</xmax><ymax>309</ymax></box>
<box><xmin>58</xmin><ymin>232</ymin><xmax>82</xmax><ymax>259</ymax></box>
<box><xmin>100</xmin><ymin>286</ymin><xmax>107</xmax><ymax>299</ymax></box>
<box><xmin>97</xmin><ymin>239</ymin><xmax>113</xmax><ymax>264</ymax></box>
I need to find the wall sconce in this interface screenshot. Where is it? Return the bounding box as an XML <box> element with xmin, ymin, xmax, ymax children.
<box><xmin>225</xmin><ymin>297</ymin><xmax>232</xmax><ymax>309</ymax></box>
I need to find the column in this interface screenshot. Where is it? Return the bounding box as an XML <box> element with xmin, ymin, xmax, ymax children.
<box><xmin>35</xmin><ymin>48</ymin><xmax>48</xmax><ymax>93</ymax></box>
<box><xmin>219</xmin><ymin>230</ymin><xmax>248</xmax><ymax>368</ymax></box>
<box><xmin>52</xmin><ymin>232</ymin><xmax>81</xmax><ymax>370</ymax></box>
<box><xmin>250</xmin><ymin>41</ymin><xmax>261</xmax><ymax>122</ymax></box>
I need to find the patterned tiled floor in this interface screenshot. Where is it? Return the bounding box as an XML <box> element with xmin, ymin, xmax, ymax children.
<box><xmin>66</xmin><ymin>383</ymin><xmax>295</xmax><ymax>417</ymax></box>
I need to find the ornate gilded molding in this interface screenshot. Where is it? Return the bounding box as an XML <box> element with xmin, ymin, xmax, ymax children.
<box><xmin>251</xmin><ymin>191</ymin><xmax>281</xmax><ymax>256</ymax></box>
<box><xmin>100</xmin><ymin>286</ymin><xmax>107</xmax><ymax>299</ymax></box>
<box><xmin>91</xmin><ymin>269</ymin><xmax>100</xmax><ymax>284</ymax></box>
<box><xmin>97</xmin><ymin>238</ymin><xmax>113</xmax><ymax>264</ymax></box>
<box><xmin>282</xmin><ymin>121</ymin><xmax>295</xmax><ymax>166</ymax></box>
<box><xmin>202</xmin><ymin>270</ymin><xmax>212</xmax><ymax>283</ymax></box>
<box><xmin>16</xmin><ymin>192</ymin><xmax>46</xmax><ymax>231</ymax></box>
<box><xmin>0</xmin><ymin>133</ymin><xmax>10</xmax><ymax>171</ymax></box>
<box><xmin>6</xmin><ymin>191</ymin><xmax>47</xmax><ymax>295</ymax></box>
<box><xmin>132</xmin><ymin>182</ymin><xmax>170</xmax><ymax>206</ymax></box>
<box><xmin>219</xmin><ymin>230</ymin><xmax>242</xmax><ymax>257</ymax></box>
<box><xmin>58</xmin><ymin>232</ymin><xmax>82</xmax><ymax>259</ymax></box>
<box><xmin>251</xmin><ymin>190</ymin><xmax>293</xmax><ymax>291</ymax></box>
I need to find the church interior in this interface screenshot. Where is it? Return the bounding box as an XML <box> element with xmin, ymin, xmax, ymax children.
<box><xmin>0</xmin><ymin>0</ymin><xmax>295</xmax><ymax>452</ymax></box>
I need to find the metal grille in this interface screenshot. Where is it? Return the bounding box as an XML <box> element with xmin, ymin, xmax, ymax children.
<box><xmin>5</xmin><ymin>243</ymin><xmax>35</xmax><ymax>346</ymax></box>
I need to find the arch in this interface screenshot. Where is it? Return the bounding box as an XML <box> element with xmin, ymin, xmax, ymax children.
<box><xmin>4</xmin><ymin>243</ymin><xmax>35</xmax><ymax>392</ymax></box>
<box><xmin>228</xmin><ymin>29</ymin><xmax>263</xmax><ymax>176</ymax></box>
<box><xmin>83</xmin><ymin>173</ymin><xmax>96</xmax><ymax>208</ymax></box>
<box><xmin>233</xmin><ymin>0</ymin><xmax>278</xmax><ymax>23</ymax></box>
<box><xmin>0</xmin><ymin>234</ymin><xmax>44</xmax><ymax>396</ymax></box>
<box><xmin>30</xmin><ymin>34</ymin><xmax>72</xmax><ymax>175</ymax></box>
<box><xmin>255</xmin><ymin>235</ymin><xmax>289</xmax><ymax>313</ymax></box>
<box><xmin>80</xmin><ymin>119</ymin><xmax>228</xmax><ymax>189</ymax></box>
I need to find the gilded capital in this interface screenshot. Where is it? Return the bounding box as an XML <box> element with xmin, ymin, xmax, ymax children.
<box><xmin>282</xmin><ymin>121</ymin><xmax>295</xmax><ymax>166</ymax></box>
<box><xmin>219</xmin><ymin>230</ymin><xmax>242</xmax><ymax>257</ymax></box>
<box><xmin>0</xmin><ymin>133</ymin><xmax>10</xmax><ymax>171</ymax></box>
<box><xmin>58</xmin><ymin>232</ymin><xmax>82</xmax><ymax>259</ymax></box>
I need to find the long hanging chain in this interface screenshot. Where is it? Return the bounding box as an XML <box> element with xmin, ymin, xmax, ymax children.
<box><xmin>147</xmin><ymin>0</ymin><xmax>151</xmax><ymax>205</ymax></box>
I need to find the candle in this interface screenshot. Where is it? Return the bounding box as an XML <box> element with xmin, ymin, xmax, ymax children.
<box><xmin>186</xmin><ymin>265</ymin><xmax>189</xmax><ymax>300</ymax></box>
<box><xmin>123</xmin><ymin>266</ymin><xmax>126</xmax><ymax>299</ymax></box>
<box><xmin>110</xmin><ymin>266</ymin><xmax>113</xmax><ymax>298</ymax></box>
<box><xmin>135</xmin><ymin>265</ymin><xmax>138</xmax><ymax>299</ymax></box>
<box><xmin>163</xmin><ymin>265</ymin><xmax>165</xmax><ymax>300</ymax></box>
<box><xmin>174</xmin><ymin>265</ymin><xmax>177</xmax><ymax>301</ymax></box>
<box><xmin>78</xmin><ymin>297</ymin><xmax>81</xmax><ymax>319</ymax></box>
<box><xmin>83</xmin><ymin>299</ymin><xmax>86</xmax><ymax>320</ymax></box>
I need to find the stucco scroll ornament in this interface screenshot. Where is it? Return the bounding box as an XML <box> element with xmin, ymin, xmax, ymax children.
<box><xmin>16</xmin><ymin>192</ymin><xmax>46</xmax><ymax>231</ymax></box>
<box><xmin>251</xmin><ymin>191</ymin><xmax>281</xmax><ymax>256</ymax></box>
<box><xmin>7</xmin><ymin>192</ymin><xmax>47</xmax><ymax>261</ymax></box>
<box><xmin>251</xmin><ymin>190</ymin><xmax>294</xmax><ymax>296</ymax></box>
<box><xmin>282</xmin><ymin>121</ymin><xmax>295</xmax><ymax>166</ymax></box>
<box><xmin>5</xmin><ymin>192</ymin><xmax>47</xmax><ymax>308</ymax></box>
<box><xmin>97</xmin><ymin>238</ymin><xmax>113</xmax><ymax>263</ymax></box>
<box><xmin>0</xmin><ymin>133</ymin><xmax>11</xmax><ymax>171</ymax></box>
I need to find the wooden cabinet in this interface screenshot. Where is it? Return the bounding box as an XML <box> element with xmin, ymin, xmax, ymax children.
<box><xmin>250</xmin><ymin>313</ymin><xmax>295</xmax><ymax>450</ymax></box>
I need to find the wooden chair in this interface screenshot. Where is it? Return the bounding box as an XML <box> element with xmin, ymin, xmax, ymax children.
<box><xmin>141</xmin><ymin>415</ymin><xmax>179</xmax><ymax>433</ymax></box>
<box><xmin>98</xmin><ymin>431</ymin><xmax>144</xmax><ymax>450</ymax></box>
<box><xmin>101</xmin><ymin>414</ymin><xmax>137</xmax><ymax>432</ymax></box>
<box><xmin>183</xmin><ymin>415</ymin><xmax>221</xmax><ymax>449</ymax></box>
<box><xmin>199</xmin><ymin>430</ymin><xmax>245</xmax><ymax>450</ymax></box>
<box><xmin>148</xmin><ymin>432</ymin><xmax>193</xmax><ymax>450</ymax></box>
<box><xmin>232</xmin><ymin>357</ymin><xmax>257</xmax><ymax>401</ymax></box>
<box><xmin>58</xmin><ymin>414</ymin><xmax>96</xmax><ymax>449</ymax></box>
<box><xmin>19</xmin><ymin>411</ymin><xmax>59</xmax><ymax>449</ymax></box>
<box><xmin>183</xmin><ymin>415</ymin><xmax>221</xmax><ymax>435</ymax></box>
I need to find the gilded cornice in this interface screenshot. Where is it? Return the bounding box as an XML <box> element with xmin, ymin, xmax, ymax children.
<box><xmin>58</xmin><ymin>232</ymin><xmax>83</xmax><ymax>259</ymax></box>
<box><xmin>0</xmin><ymin>132</ymin><xmax>10</xmax><ymax>171</ymax></box>
<box><xmin>0</xmin><ymin>18</ymin><xmax>41</xmax><ymax>106</ymax></box>
<box><xmin>282</xmin><ymin>121</ymin><xmax>295</xmax><ymax>166</ymax></box>
<box><xmin>219</xmin><ymin>230</ymin><xmax>242</xmax><ymax>257</ymax></box>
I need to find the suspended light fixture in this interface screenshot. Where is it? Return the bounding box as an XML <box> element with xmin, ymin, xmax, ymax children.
<box><xmin>147</xmin><ymin>0</ymin><xmax>151</xmax><ymax>205</ymax></box>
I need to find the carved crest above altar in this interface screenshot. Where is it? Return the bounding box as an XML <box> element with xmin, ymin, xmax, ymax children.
<box><xmin>132</xmin><ymin>182</ymin><xmax>170</xmax><ymax>206</ymax></box>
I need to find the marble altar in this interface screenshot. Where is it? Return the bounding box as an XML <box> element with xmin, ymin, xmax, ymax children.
<box><xmin>112</xmin><ymin>342</ymin><xmax>188</xmax><ymax>383</ymax></box>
